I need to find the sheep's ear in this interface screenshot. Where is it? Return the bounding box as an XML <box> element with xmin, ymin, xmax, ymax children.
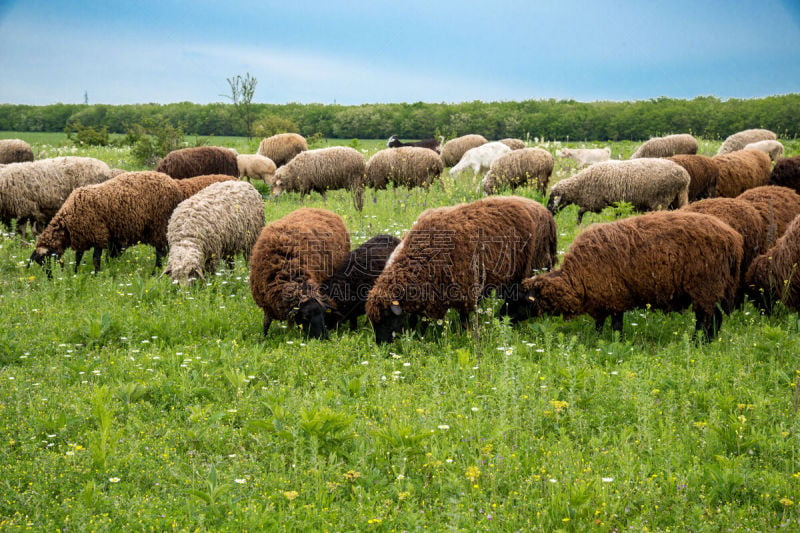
<box><xmin>527</xmin><ymin>294</ymin><xmax>536</xmax><ymax>303</ymax></box>
<box><xmin>390</xmin><ymin>300</ymin><xmax>403</xmax><ymax>316</ymax></box>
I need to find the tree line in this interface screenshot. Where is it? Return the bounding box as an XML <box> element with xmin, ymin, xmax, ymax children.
<box><xmin>1</xmin><ymin>94</ymin><xmax>798</xmax><ymax>141</ymax></box>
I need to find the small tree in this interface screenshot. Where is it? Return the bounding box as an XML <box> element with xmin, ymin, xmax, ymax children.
<box><xmin>222</xmin><ymin>73</ymin><xmax>258</xmax><ymax>139</ymax></box>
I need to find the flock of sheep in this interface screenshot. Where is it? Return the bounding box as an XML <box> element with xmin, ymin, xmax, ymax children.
<box><xmin>2</xmin><ymin>126</ymin><xmax>800</xmax><ymax>345</ymax></box>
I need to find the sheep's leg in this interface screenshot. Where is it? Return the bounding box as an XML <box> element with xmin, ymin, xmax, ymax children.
<box><xmin>577</xmin><ymin>208</ymin><xmax>588</xmax><ymax>224</ymax></box>
<box><xmin>74</xmin><ymin>250</ymin><xmax>84</xmax><ymax>273</ymax></box>
<box><xmin>154</xmin><ymin>247</ymin><xmax>166</xmax><ymax>270</ymax></box>
<box><xmin>92</xmin><ymin>247</ymin><xmax>103</xmax><ymax>273</ymax></box>
<box><xmin>695</xmin><ymin>307</ymin><xmax>723</xmax><ymax>342</ymax></box>
<box><xmin>459</xmin><ymin>310</ymin><xmax>470</xmax><ymax>330</ymax></box>
<box><xmin>225</xmin><ymin>255</ymin><xmax>235</xmax><ymax>270</ymax></box>
<box><xmin>349</xmin><ymin>316</ymin><xmax>358</xmax><ymax>330</ymax></box>
<box><xmin>610</xmin><ymin>313</ymin><xmax>624</xmax><ymax>333</ymax></box>
<box><xmin>262</xmin><ymin>314</ymin><xmax>272</xmax><ymax>337</ymax></box>
<box><xmin>594</xmin><ymin>315</ymin><xmax>607</xmax><ymax>332</ymax></box>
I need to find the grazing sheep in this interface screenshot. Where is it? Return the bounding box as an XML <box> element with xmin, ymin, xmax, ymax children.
<box><xmin>682</xmin><ymin>198</ymin><xmax>767</xmax><ymax>285</ymax></box>
<box><xmin>366</xmin><ymin>196</ymin><xmax>557</xmax><ymax>344</ymax></box>
<box><xmin>156</xmin><ymin>146</ymin><xmax>239</xmax><ymax>180</ymax></box>
<box><xmin>440</xmin><ymin>134</ymin><xmax>488</xmax><ymax>166</ymax></box>
<box><xmin>249</xmin><ymin>208</ymin><xmax>350</xmax><ymax>339</ymax></box>
<box><xmin>744</xmin><ymin>214</ymin><xmax>800</xmax><ymax>313</ymax></box>
<box><xmin>665</xmin><ymin>154</ymin><xmax>719</xmax><ymax>201</ymax></box>
<box><xmin>547</xmin><ymin>159</ymin><xmax>691</xmax><ymax>223</ymax></box>
<box><xmin>737</xmin><ymin>186</ymin><xmax>800</xmax><ymax>248</ymax></box>
<box><xmin>769</xmin><ymin>155</ymin><xmax>800</xmax><ymax>192</ymax></box>
<box><xmin>386</xmin><ymin>135</ymin><xmax>441</xmax><ymax>152</ymax></box>
<box><xmin>257</xmin><ymin>133</ymin><xmax>308</xmax><ymax>167</ymax></box>
<box><xmin>449</xmin><ymin>141</ymin><xmax>511</xmax><ymax>177</ymax></box>
<box><xmin>0</xmin><ymin>139</ymin><xmax>34</xmax><ymax>164</ymax></box>
<box><xmin>522</xmin><ymin>211</ymin><xmax>743</xmax><ymax>341</ymax></box>
<box><xmin>717</xmin><ymin>128</ymin><xmax>777</xmax><ymax>155</ymax></box>
<box><xmin>712</xmin><ymin>149</ymin><xmax>772</xmax><ymax>198</ymax></box>
<box><xmin>237</xmin><ymin>153</ymin><xmax>277</xmax><ymax>183</ymax></box>
<box><xmin>630</xmin><ymin>134</ymin><xmax>698</xmax><ymax>159</ymax></box>
<box><xmin>499</xmin><ymin>138</ymin><xmax>526</xmax><ymax>150</ymax></box>
<box><xmin>164</xmin><ymin>181</ymin><xmax>265</xmax><ymax>284</ymax></box>
<box><xmin>0</xmin><ymin>157</ymin><xmax>112</xmax><ymax>232</ymax></box>
<box><xmin>272</xmin><ymin>146</ymin><xmax>365</xmax><ymax>209</ymax></box>
<box><xmin>743</xmin><ymin>140</ymin><xmax>785</xmax><ymax>162</ymax></box>
<box><xmin>320</xmin><ymin>234</ymin><xmax>401</xmax><ymax>330</ymax></box>
<box><xmin>29</xmin><ymin>171</ymin><xmax>183</xmax><ymax>272</ymax></box>
<box><xmin>174</xmin><ymin>174</ymin><xmax>238</xmax><ymax>200</ymax></box>
<box><xmin>365</xmin><ymin>147</ymin><xmax>444</xmax><ymax>189</ymax></box>
<box><xmin>559</xmin><ymin>147</ymin><xmax>611</xmax><ymax>167</ymax></box>
<box><xmin>482</xmin><ymin>148</ymin><xmax>554</xmax><ymax>195</ymax></box>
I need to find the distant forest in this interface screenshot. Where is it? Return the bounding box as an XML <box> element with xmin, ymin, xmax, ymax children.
<box><xmin>1</xmin><ymin>94</ymin><xmax>798</xmax><ymax>141</ymax></box>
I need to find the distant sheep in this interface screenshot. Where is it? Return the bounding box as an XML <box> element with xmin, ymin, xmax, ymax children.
<box><xmin>547</xmin><ymin>159</ymin><xmax>691</xmax><ymax>223</ymax></box>
<box><xmin>386</xmin><ymin>135</ymin><xmax>441</xmax><ymax>152</ymax></box>
<box><xmin>522</xmin><ymin>211</ymin><xmax>743</xmax><ymax>341</ymax></box>
<box><xmin>366</xmin><ymin>196</ymin><xmax>557</xmax><ymax>344</ymax></box>
<box><xmin>630</xmin><ymin>134</ymin><xmax>698</xmax><ymax>159</ymax></box>
<box><xmin>559</xmin><ymin>147</ymin><xmax>611</xmax><ymax>167</ymax></box>
<box><xmin>30</xmin><ymin>171</ymin><xmax>183</xmax><ymax>272</ymax></box>
<box><xmin>769</xmin><ymin>155</ymin><xmax>800</xmax><ymax>192</ymax></box>
<box><xmin>440</xmin><ymin>134</ymin><xmax>488</xmax><ymax>167</ymax></box>
<box><xmin>737</xmin><ymin>186</ymin><xmax>800</xmax><ymax>248</ymax></box>
<box><xmin>0</xmin><ymin>139</ymin><xmax>34</xmax><ymax>164</ymax></box>
<box><xmin>744</xmin><ymin>214</ymin><xmax>800</xmax><ymax>313</ymax></box>
<box><xmin>743</xmin><ymin>140</ymin><xmax>784</xmax><ymax>162</ymax></box>
<box><xmin>257</xmin><ymin>133</ymin><xmax>308</xmax><ymax>167</ymax></box>
<box><xmin>482</xmin><ymin>148</ymin><xmax>554</xmax><ymax>195</ymax></box>
<box><xmin>320</xmin><ymin>234</ymin><xmax>401</xmax><ymax>331</ymax></box>
<box><xmin>365</xmin><ymin>147</ymin><xmax>444</xmax><ymax>189</ymax></box>
<box><xmin>164</xmin><ymin>181</ymin><xmax>265</xmax><ymax>284</ymax></box>
<box><xmin>237</xmin><ymin>154</ymin><xmax>276</xmax><ymax>183</ymax></box>
<box><xmin>156</xmin><ymin>146</ymin><xmax>239</xmax><ymax>180</ymax></box>
<box><xmin>249</xmin><ymin>208</ymin><xmax>350</xmax><ymax>339</ymax></box>
<box><xmin>449</xmin><ymin>141</ymin><xmax>511</xmax><ymax>177</ymax></box>
<box><xmin>499</xmin><ymin>138</ymin><xmax>526</xmax><ymax>150</ymax></box>
<box><xmin>717</xmin><ymin>128</ymin><xmax>777</xmax><ymax>155</ymax></box>
<box><xmin>0</xmin><ymin>157</ymin><xmax>112</xmax><ymax>232</ymax></box>
<box><xmin>174</xmin><ymin>174</ymin><xmax>238</xmax><ymax>200</ymax></box>
<box><xmin>712</xmin><ymin>149</ymin><xmax>771</xmax><ymax>197</ymax></box>
<box><xmin>665</xmin><ymin>154</ymin><xmax>719</xmax><ymax>201</ymax></box>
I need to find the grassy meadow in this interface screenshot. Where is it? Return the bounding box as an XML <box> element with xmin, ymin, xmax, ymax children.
<box><xmin>3</xmin><ymin>132</ymin><xmax>800</xmax><ymax>531</ymax></box>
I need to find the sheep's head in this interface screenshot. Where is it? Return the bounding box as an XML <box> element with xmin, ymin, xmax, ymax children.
<box><xmin>289</xmin><ymin>298</ymin><xmax>329</xmax><ymax>340</ymax></box>
<box><xmin>29</xmin><ymin>223</ymin><xmax>69</xmax><ymax>268</ymax></box>
<box><xmin>559</xmin><ymin>148</ymin><xmax>571</xmax><ymax>157</ymax></box>
<box><xmin>546</xmin><ymin>194</ymin><xmax>563</xmax><ymax>214</ymax></box>
<box><xmin>386</xmin><ymin>135</ymin><xmax>400</xmax><ymax>148</ymax></box>
<box><xmin>371</xmin><ymin>300</ymin><xmax>407</xmax><ymax>345</ymax></box>
<box><xmin>523</xmin><ymin>272</ymin><xmax>580</xmax><ymax>318</ymax></box>
<box><xmin>28</xmin><ymin>246</ymin><xmax>62</xmax><ymax>267</ymax></box>
<box><xmin>164</xmin><ymin>264</ymin><xmax>205</xmax><ymax>286</ymax></box>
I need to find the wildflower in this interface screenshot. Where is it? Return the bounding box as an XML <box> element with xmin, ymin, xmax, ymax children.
<box><xmin>344</xmin><ymin>470</ymin><xmax>361</xmax><ymax>482</ymax></box>
<box><xmin>283</xmin><ymin>490</ymin><xmax>299</xmax><ymax>501</ymax></box>
<box><xmin>601</xmin><ymin>477</ymin><xmax>614</xmax><ymax>483</ymax></box>
<box><xmin>108</xmin><ymin>477</ymin><xmax>120</xmax><ymax>483</ymax></box>
<box><xmin>780</xmin><ymin>497</ymin><xmax>794</xmax><ymax>506</ymax></box>
<box><xmin>235</xmin><ymin>478</ymin><xmax>247</xmax><ymax>484</ymax></box>
<box><xmin>465</xmin><ymin>466</ymin><xmax>481</xmax><ymax>483</ymax></box>
<box><xmin>438</xmin><ymin>424</ymin><xmax>450</xmax><ymax>430</ymax></box>
<box><xmin>549</xmin><ymin>400</ymin><xmax>568</xmax><ymax>413</ymax></box>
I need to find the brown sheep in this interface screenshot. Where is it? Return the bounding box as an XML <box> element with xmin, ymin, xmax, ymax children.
<box><xmin>366</xmin><ymin>196</ymin><xmax>557</xmax><ymax>344</ymax></box>
<box><xmin>737</xmin><ymin>186</ymin><xmax>800</xmax><ymax>248</ymax></box>
<box><xmin>173</xmin><ymin>174</ymin><xmax>239</xmax><ymax>200</ymax></box>
<box><xmin>257</xmin><ymin>133</ymin><xmax>308</xmax><ymax>167</ymax></box>
<box><xmin>365</xmin><ymin>147</ymin><xmax>444</xmax><ymax>189</ymax></box>
<box><xmin>712</xmin><ymin>149</ymin><xmax>771</xmax><ymax>198</ymax></box>
<box><xmin>522</xmin><ymin>211</ymin><xmax>743</xmax><ymax>341</ymax></box>
<box><xmin>482</xmin><ymin>148</ymin><xmax>554</xmax><ymax>195</ymax></box>
<box><xmin>0</xmin><ymin>139</ymin><xmax>34</xmax><ymax>164</ymax></box>
<box><xmin>249</xmin><ymin>208</ymin><xmax>350</xmax><ymax>339</ymax></box>
<box><xmin>499</xmin><ymin>138</ymin><xmax>526</xmax><ymax>150</ymax></box>
<box><xmin>29</xmin><ymin>171</ymin><xmax>183</xmax><ymax>272</ymax></box>
<box><xmin>631</xmin><ymin>134</ymin><xmax>698</xmax><ymax>159</ymax></box>
<box><xmin>769</xmin><ymin>155</ymin><xmax>800</xmax><ymax>193</ymax></box>
<box><xmin>156</xmin><ymin>146</ymin><xmax>239</xmax><ymax>180</ymax></box>
<box><xmin>440</xmin><ymin>134</ymin><xmax>488</xmax><ymax>167</ymax></box>
<box><xmin>665</xmin><ymin>154</ymin><xmax>719</xmax><ymax>201</ymax></box>
<box><xmin>744</xmin><ymin>214</ymin><xmax>800</xmax><ymax>313</ymax></box>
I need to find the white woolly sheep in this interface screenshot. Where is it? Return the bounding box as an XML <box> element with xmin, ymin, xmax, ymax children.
<box><xmin>717</xmin><ymin>129</ymin><xmax>777</xmax><ymax>155</ymax></box>
<box><xmin>559</xmin><ymin>147</ymin><xmax>611</xmax><ymax>167</ymax></box>
<box><xmin>449</xmin><ymin>141</ymin><xmax>511</xmax><ymax>177</ymax></box>
<box><xmin>630</xmin><ymin>134</ymin><xmax>698</xmax><ymax>159</ymax></box>
<box><xmin>237</xmin><ymin>153</ymin><xmax>277</xmax><ymax>183</ymax></box>
<box><xmin>164</xmin><ymin>180</ymin><xmax>265</xmax><ymax>284</ymax></box>
<box><xmin>548</xmin><ymin>159</ymin><xmax>691</xmax><ymax>223</ymax></box>
<box><xmin>743</xmin><ymin>140</ymin><xmax>784</xmax><ymax>162</ymax></box>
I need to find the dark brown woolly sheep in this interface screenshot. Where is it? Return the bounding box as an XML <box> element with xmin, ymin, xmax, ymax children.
<box><xmin>522</xmin><ymin>211</ymin><xmax>743</xmax><ymax>341</ymax></box>
<box><xmin>320</xmin><ymin>234</ymin><xmax>401</xmax><ymax>331</ymax></box>
<box><xmin>173</xmin><ymin>174</ymin><xmax>239</xmax><ymax>200</ymax></box>
<box><xmin>30</xmin><ymin>171</ymin><xmax>183</xmax><ymax>272</ymax></box>
<box><xmin>156</xmin><ymin>146</ymin><xmax>239</xmax><ymax>180</ymax></box>
<box><xmin>665</xmin><ymin>154</ymin><xmax>719</xmax><ymax>201</ymax></box>
<box><xmin>769</xmin><ymin>155</ymin><xmax>800</xmax><ymax>193</ymax></box>
<box><xmin>737</xmin><ymin>186</ymin><xmax>800</xmax><ymax>247</ymax></box>
<box><xmin>440</xmin><ymin>134</ymin><xmax>488</xmax><ymax>167</ymax></box>
<box><xmin>366</xmin><ymin>196</ymin><xmax>557</xmax><ymax>344</ymax></box>
<box><xmin>744</xmin><ymin>214</ymin><xmax>800</xmax><ymax>313</ymax></box>
<box><xmin>365</xmin><ymin>147</ymin><xmax>444</xmax><ymax>189</ymax></box>
<box><xmin>712</xmin><ymin>149</ymin><xmax>771</xmax><ymax>198</ymax></box>
<box><xmin>249</xmin><ymin>208</ymin><xmax>350</xmax><ymax>340</ymax></box>
<box><xmin>257</xmin><ymin>133</ymin><xmax>308</xmax><ymax>167</ymax></box>
<box><xmin>0</xmin><ymin>139</ymin><xmax>34</xmax><ymax>164</ymax></box>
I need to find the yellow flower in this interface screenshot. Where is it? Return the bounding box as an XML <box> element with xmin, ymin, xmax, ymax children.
<box><xmin>549</xmin><ymin>400</ymin><xmax>568</xmax><ymax>413</ymax></box>
<box><xmin>283</xmin><ymin>490</ymin><xmax>299</xmax><ymax>501</ymax></box>
<box><xmin>465</xmin><ymin>466</ymin><xmax>481</xmax><ymax>483</ymax></box>
<box><xmin>780</xmin><ymin>497</ymin><xmax>794</xmax><ymax>506</ymax></box>
<box><xmin>344</xmin><ymin>470</ymin><xmax>361</xmax><ymax>482</ymax></box>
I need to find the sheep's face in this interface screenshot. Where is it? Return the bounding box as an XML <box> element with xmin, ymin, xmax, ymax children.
<box><xmin>271</xmin><ymin>177</ymin><xmax>284</xmax><ymax>196</ymax></box>
<box><xmin>164</xmin><ymin>264</ymin><xmax>204</xmax><ymax>286</ymax></box>
<box><xmin>387</xmin><ymin>135</ymin><xmax>400</xmax><ymax>148</ymax></box>
<box><xmin>559</xmin><ymin>148</ymin><xmax>570</xmax><ymax>157</ymax></box>
<box><xmin>546</xmin><ymin>194</ymin><xmax>563</xmax><ymax>214</ymax></box>
<box><xmin>372</xmin><ymin>300</ymin><xmax>406</xmax><ymax>344</ymax></box>
<box><xmin>29</xmin><ymin>246</ymin><xmax>61</xmax><ymax>267</ymax></box>
<box><xmin>526</xmin><ymin>273</ymin><xmax>580</xmax><ymax>318</ymax></box>
<box><xmin>290</xmin><ymin>298</ymin><xmax>329</xmax><ymax>340</ymax></box>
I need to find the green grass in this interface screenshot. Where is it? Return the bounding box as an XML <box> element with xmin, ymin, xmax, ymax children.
<box><xmin>2</xmin><ymin>133</ymin><xmax>800</xmax><ymax>530</ymax></box>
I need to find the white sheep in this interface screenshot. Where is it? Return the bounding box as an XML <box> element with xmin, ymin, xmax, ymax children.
<box><xmin>237</xmin><ymin>153</ymin><xmax>277</xmax><ymax>184</ymax></box>
<box><xmin>164</xmin><ymin>180</ymin><xmax>265</xmax><ymax>284</ymax></box>
<box><xmin>449</xmin><ymin>141</ymin><xmax>511</xmax><ymax>177</ymax></box>
<box><xmin>559</xmin><ymin>147</ymin><xmax>611</xmax><ymax>167</ymax></box>
<box><xmin>743</xmin><ymin>140</ymin><xmax>784</xmax><ymax>162</ymax></box>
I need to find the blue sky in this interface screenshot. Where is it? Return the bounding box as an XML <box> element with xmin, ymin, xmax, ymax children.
<box><xmin>1</xmin><ymin>0</ymin><xmax>799</xmax><ymax>105</ymax></box>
